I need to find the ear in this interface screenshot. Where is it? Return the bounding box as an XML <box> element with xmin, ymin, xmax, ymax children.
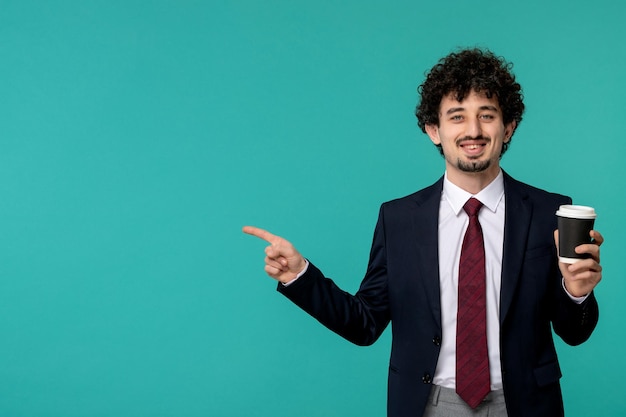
<box><xmin>425</xmin><ymin>124</ymin><xmax>441</xmax><ymax>145</ymax></box>
<box><xmin>504</xmin><ymin>120</ymin><xmax>517</xmax><ymax>143</ymax></box>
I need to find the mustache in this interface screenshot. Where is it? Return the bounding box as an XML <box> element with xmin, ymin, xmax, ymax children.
<box><xmin>456</xmin><ymin>135</ymin><xmax>490</xmax><ymax>145</ymax></box>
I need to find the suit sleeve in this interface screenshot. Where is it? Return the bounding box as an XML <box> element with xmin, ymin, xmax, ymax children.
<box><xmin>277</xmin><ymin>206</ymin><xmax>391</xmax><ymax>346</ymax></box>
<box><xmin>552</xmin><ymin>286</ymin><xmax>599</xmax><ymax>346</ymax></box>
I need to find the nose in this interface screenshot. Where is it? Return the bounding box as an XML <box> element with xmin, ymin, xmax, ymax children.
<box><xmin>465</xmin><ymin>118</ymin><xmax>482</xmax><ymax>138</ymax></box>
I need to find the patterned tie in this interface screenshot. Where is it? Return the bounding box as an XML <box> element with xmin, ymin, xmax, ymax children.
<box><xmin>456</xmin><ymin>197</ymin><xmax>490</xmax><ymax>409</ymax></box>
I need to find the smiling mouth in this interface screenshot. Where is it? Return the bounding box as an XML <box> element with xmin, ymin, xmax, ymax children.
<box><xmin>459</xmin><ymin>141</ymin><xmax>487</xmax><ymax>153</ymax></box>
<box><xmin>461</xmin><ymin>143</ymin><xmax>485</xmax><ymax>150</ymax></box>
<box><xmin>458</xmin><ymin>136</ymin><xmax>490</xmax><ymax>153</ymax></box>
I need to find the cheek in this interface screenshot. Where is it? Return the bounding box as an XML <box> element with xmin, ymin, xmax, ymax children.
<box><xmin>493</xmin><ymin>126</ymin><xmax>508</xmax><ymax>140</ymax></box>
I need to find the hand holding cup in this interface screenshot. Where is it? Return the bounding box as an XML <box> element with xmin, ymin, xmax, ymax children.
<box><xmin>554</xmin><ymin>205</ymin><xmax>603</xmax><ymax>297</ymax></box>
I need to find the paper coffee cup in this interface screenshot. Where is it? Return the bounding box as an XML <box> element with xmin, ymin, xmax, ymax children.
<box><xmin>556</xmin><ymin>205</ymin><xmax>597</xmax><ymax>264</ymax></box>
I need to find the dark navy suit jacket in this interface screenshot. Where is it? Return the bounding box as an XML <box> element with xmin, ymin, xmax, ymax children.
<box><xmin>279</xmin><ymin>172</ymin><xmax>598</xmax><ymax>417</ymax></box>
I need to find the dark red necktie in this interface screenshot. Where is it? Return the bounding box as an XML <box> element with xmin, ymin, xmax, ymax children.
<box><xmin>456</xmin><ymin>197</ymin><xmax>490</xmax><ymax>409</ymax></box>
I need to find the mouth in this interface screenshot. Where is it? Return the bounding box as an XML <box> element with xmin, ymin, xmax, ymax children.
<box><xmin>458</xmin><ymin>138</ymin><xmax>489</xmax><ymax>156</ymax></box>
<box><xmin>461</xmin><ymin>143</ymin><xmax>485</xmax><ymax>150</ymax></box>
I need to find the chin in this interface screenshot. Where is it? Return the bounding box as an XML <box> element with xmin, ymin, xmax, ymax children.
<box><xmin>457</xmin><ymin>159</ymin><xmax>491</xmax><ymax>173</ymax></box>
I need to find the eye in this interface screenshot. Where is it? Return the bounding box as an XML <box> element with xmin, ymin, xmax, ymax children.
<box><xmin>450</xmin><ymin>115</ymin><xmax>463</xmax><ymax>121</ymax></box>
<box><xmin>480</xmin><ymin>114</ymin><xmax>495</xmax><ymax>121</ymax></box>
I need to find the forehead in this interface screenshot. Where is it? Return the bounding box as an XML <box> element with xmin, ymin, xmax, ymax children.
<box><xmin>439</xmin><ymin>90</ymin><xmax>501</xmax><ymax>113</ymax></box>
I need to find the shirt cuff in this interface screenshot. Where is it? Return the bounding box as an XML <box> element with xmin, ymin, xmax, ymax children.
<box><xmin>562</xmin><ymin>278</ymin><xmax>589</xmax><ymax>304</ymax></box>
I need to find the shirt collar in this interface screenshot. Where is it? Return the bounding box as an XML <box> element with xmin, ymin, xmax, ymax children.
<box><xmin>443</xmin><ymin>170</ymin><xmax>504</xmax><ymax>215</ymax></box>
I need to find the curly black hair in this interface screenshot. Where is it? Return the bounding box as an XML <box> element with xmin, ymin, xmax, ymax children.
<box><xmin>415</xmin><ymin>48</ymin><xmax>525</xmax><ymax>156</ymax></box>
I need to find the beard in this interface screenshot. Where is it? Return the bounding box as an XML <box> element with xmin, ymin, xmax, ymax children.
<box><xmin>456</xmin><ymin>158</ymin><xmax>491</xmax><ymax>173</ymax></box>
<box><xmin>450</xmin><ymin>135</ymin><xmax>493</xmax><ymax>173</ymax></box>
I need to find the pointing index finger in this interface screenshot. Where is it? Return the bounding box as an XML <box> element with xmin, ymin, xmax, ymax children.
<box><xmin>242</xmin><ymin>226</ymin><xmax>279</xmax><ymax>244</ymax></box>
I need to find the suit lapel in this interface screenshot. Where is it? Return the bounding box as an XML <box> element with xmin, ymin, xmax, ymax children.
<box><xmin>410</xmin><ymin>177</ymin><xmax>444</xmax><ymax>329</ymax></box>
<box><xmin>500</xmin><ymin>172</ymin><xmax>532</xmax><ymax>325</ymax></box>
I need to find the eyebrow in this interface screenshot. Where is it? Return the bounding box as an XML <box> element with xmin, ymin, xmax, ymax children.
<box><xmin>445</xmin><ymin>105</ymin><xmax>499</xmax><ymax>115</ymax></box>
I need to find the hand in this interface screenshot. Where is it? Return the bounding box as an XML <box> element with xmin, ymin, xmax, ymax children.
<box><xmin>554</xmin><ymin>229</ymin><xmax>604</xmax><ymax>297</ymax></box>
<box><xmin>243</xmin><ymin>226</ymin><xmax>307</xmax><ymax>284</ymax></box>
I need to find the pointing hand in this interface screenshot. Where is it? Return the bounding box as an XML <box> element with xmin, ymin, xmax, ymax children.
<box><xmin>243</xmin><ymin>226</ymin><xmax>307</xmax><ymax>284</ymax></box>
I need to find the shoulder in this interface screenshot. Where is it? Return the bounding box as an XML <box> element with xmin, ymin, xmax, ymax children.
<box><xmin>381</xmin><ymin>176</ymin><xmax>444</xmax><ymax>210</ymax></box>
<box><xmin>503</xmin><ymin>171</ymin><xmax>571</xmax><ymax>206</ymax></box>
<box><xmin>372</xmin><ymin>177</ymin><xmax>442</xmax><ymax>235</ymax></box>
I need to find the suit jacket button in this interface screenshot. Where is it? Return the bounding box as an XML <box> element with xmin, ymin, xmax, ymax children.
<box><xmin>433</xmin><ymin>336</ymin><xmax>441</xmax><ymax>346</ymax></box>
<box><xmin>422</xmin><ymin>373</ymin><xmax>431</xmax><ymax>384</ymax></box>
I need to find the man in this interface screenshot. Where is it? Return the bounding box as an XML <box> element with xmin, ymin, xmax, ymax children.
<box><xmin>243</xmin><ymin>48</ymin><xmax>603</xmax><ymax>417</ymax></box>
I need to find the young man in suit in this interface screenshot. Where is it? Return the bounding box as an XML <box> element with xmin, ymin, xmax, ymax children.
<box><xmin>244</xmin><ymin>48</ymin><xmax>603</xmax><ymax>417</ymax></box>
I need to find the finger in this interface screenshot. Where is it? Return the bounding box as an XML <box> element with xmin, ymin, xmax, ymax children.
<box><xmin>553</xmin><ymin>230</ymin><xmax>559</xmax><ymax>253</ymax></box>
<box><xmin>566</xmin><ymin>258</ymin><xmax>593</xmax><ymax>271</ymax></box>
<box><xmin>265</xmin><ymin>264</ymin><xmax>282</xmax><ymax>278</ymax></box>
<box><xmin>265</xmin><ymin>256</ymin><xmax>288</xmax><ymax>272</ymax></box>
<box><xmin>570</xmin><ymin>269</ymin><xmax>595</xmax><ymax>280</ymax></box>
<box><xmin>563</xmin><ymin>266</ymin><xmax>601</xmax><ymax>288</ymax></box>
<box><xmin>575</xmin><ymin>243</ymin><xmax>600</xmax><ymax>263</ymax></box>
<box><xmin>567</xmin><ymin>259</ymin><xmax>602</xmax><ymax>275</ymax></box>
<box><xmin>575</xmin><ymin>242</ymin><xmax>600</xmax><ymax>254</ymax></box>
<box><xmin>266</xmin><ymin>246</ymin><xmax>290</xmax><ymax>261</ymax></box>
<box><xmin>590</xmin><ymin>230</ymin><xmax>604</xmax><ymax>246</ymax></box>
<box><xmin>566</xmin><ymin>266</ymin><xmax>600</xmax><ymax>280</ymax></box>
<box><xmin>242</xmin><ymin>226</ymin><xmax>280</xmax><ymax>244</ymax></box>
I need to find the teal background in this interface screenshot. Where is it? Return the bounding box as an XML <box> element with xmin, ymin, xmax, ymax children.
<box><xmin>0</xmin><ymin>1</ymin><xmax>624</xmax><ymax>416</ymax></box>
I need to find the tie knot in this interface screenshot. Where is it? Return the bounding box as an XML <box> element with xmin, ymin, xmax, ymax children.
<box><xmin>463</xmin><ymin>197</ymin><xmax>483</xmax><ymax>217</ymax></box>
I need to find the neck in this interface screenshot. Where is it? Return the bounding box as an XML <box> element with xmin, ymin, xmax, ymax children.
<box><xmin>445</xmin><ymin>166</ymin><xmax>501</xmax><ymax>195</ymax></box>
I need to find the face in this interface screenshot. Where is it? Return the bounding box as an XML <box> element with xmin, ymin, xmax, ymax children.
<box><xmin>425</xmin><ymin>90</ymin><xmax>516</xmax><ymax>184</ymax></box>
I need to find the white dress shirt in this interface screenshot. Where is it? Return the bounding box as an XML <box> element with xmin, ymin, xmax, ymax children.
<box><xmin>433</xmin><ymin>170</ymin><xmax>505</xmax><ymax>390</ymax></box>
